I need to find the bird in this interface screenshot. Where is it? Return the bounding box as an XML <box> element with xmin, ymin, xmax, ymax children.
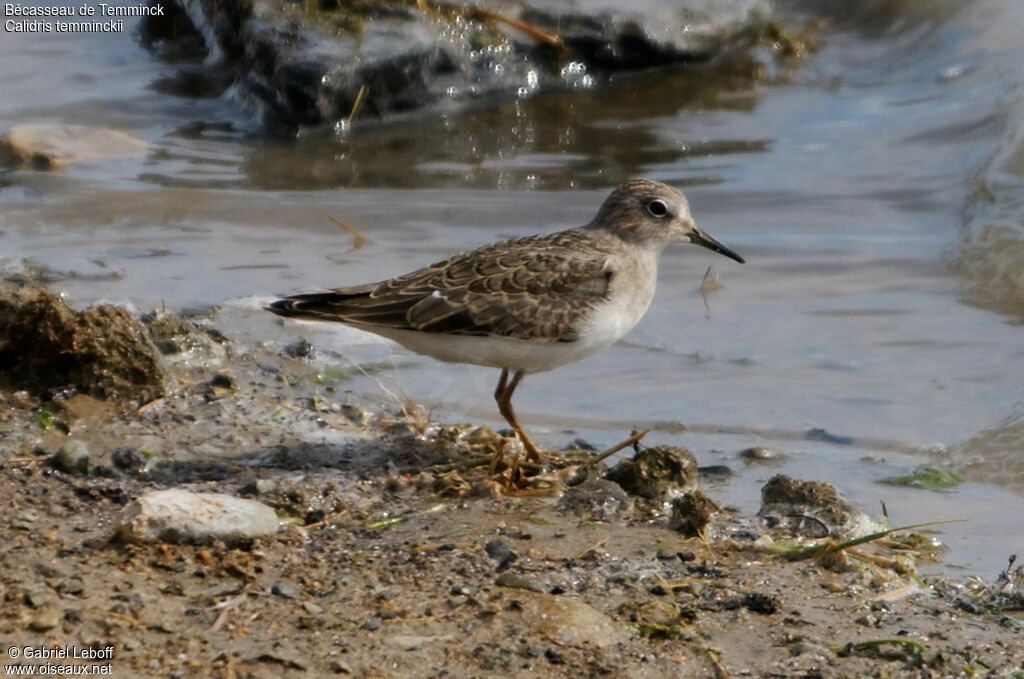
<box><xmin>269</xmin><ymin>179</ymin><xmax>744</xmax><ymax>462</ymax></box>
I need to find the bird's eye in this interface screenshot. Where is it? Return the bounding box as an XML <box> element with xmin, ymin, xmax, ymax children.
<box><xmin>646</xmin><ymin>199</ymin><xmax>669</xmax><ymax>218</ymax></box>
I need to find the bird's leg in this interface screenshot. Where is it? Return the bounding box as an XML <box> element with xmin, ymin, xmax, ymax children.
<box><xmin>495</xmin><ymin>369</ymin><xmax>542</xmax><ymax>462</ymax></box>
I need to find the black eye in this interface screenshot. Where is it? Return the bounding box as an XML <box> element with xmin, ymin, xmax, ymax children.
<box><xmin>646</xmin><ymin>199</ymin><xmax>669</xmax><ymax>218</ymax></box>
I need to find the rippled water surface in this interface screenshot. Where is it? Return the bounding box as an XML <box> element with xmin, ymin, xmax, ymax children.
<box><xmin>3</xmin><ymin>0</ymin><xmax>1023</xmax><ymax>574</ymax></box>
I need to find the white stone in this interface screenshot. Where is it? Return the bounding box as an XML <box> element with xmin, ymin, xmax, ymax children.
<box><xmin>117</xmin><ymin>489</ymin><xmax>279</xmax><ymax>544</ymax></box>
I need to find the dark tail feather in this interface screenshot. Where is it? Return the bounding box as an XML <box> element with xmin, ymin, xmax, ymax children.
<box><xmin>267</xmin><ymin>292</ymin><xmax>357</xmax><ymax>320</ymax></box>
<box><xmin>267</xmin><ymin>296</ymin><xmax>314</xmax><ymax>318</ymax></box>
<box><xmin>267</xmin><ymin>284</ymin><xmax>401</xmax><ymax>324</ymax></box>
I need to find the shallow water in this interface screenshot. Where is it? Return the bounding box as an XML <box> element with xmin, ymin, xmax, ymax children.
<box><xmin>3</xmin><ymin>0</ymin><xmax>1023</xmax><ymax>575</ymax></box>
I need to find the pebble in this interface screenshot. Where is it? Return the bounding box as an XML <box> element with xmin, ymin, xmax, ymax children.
<box><xmin>739</xmin><ymin>446</ymin><xmax>787</xmax><ymax>463</ymax></box>
<box><xmin>283</xmin><ymin>339</ymin><xmax>313</xmax><ymax>358</ymax></box>
<box><xmin>484</xmin><ymin>539</ymin><xmax>517</xmax><ymax>571</ymax></box>
<box><xmin>271</xmin><ymin>583</ymin><xmax>297</xmax><ymax>599</ymax></box>
<box><xmin>28</xmin><ymin>608</ymin><xmax>61</xmax><ymax>632</ymax></box>
<box><xmin>210</xmin><ymin>373</ymin><xmax>234</xmax><ymax>389</ymax></box>
<box><xmin>247</xmin><ymin>479</ymin><xmax>278</xmax><ymax>496</ymax></box>
<box><xmin>759</xmin><ymin>474</ymin><xmax>873</xmax><ymax>539</ymax></box>
<box><xmin>116</xmin><ymin>489</ymin><xmax>279</xmax><ymax>544</ymax></box>
<box><xmin>112</xmin><ymin>447</ymin><xmax>147</xmax><ymax>472</ymax></box>
<box><xmin>495</xmin><ymin>573</ymin><xmax>543</xmax><ymax>593</ymax></box>
<box><xmin>5</xmin><ymin>124</ymin><xmax>151</xmax><ymax>169</ymax></box>
<box><xmin>511</xmin><ymin>591</ymin><xmax>627</xmax><ymax>648</ymax></box>
<box><xmin>52</xmin><ymin>440</ymin><xmax>90</xmax><ymax>475</ymax></box>
<box><xmin>22</xmin><ymin>588</ymin><xmax>53</xmax><ymax>609</ymax></box>
<box><xmin>556</xmin><ymin>478</ymin><xmax>633</xmax><ymax>521</ymax></box>
<box><xmin>668</xmin><ymin>491</ymin><xmax>719</xmax><ymax>537</ymax></box>
<box><xmin>13</xmin><ymin>508</ymin><xmax>39</xmax><ymax>529</ymax></box>
<box><xmin>605</xmin><ymin>444</ymin><xmax>698</xmax><ymax>501</ymax></box>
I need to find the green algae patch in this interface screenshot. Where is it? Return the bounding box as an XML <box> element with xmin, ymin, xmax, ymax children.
<box><xmin>881</xmin><ymin>464</ymin><xmax>965</xmax><ymax>490</ymax></box>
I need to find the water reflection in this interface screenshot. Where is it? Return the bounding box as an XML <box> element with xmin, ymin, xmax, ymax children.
<box><xmin>237</xmin><ymin>58</ymin><xmax>768</xmax><ymax>191</ymax></box>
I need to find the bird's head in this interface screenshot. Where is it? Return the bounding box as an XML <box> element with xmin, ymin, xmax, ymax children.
<box><xmin>593</xmin><ymin>179</ymin><xmax>745</xmax><ymax>263</ymax></box>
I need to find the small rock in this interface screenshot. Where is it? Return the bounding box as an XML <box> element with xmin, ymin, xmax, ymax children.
<box><xmin>495</xmin><ymin>573</ymin><xmax>543</xmax><ymax>593</ymax></box>
<box><xmin>283</xmin><ymin>339</ymin><xmax>313</xmax><ymax>358</ymax></box>
<box><xmin>5</xmin><ymin>124</ymin><xmax>150</xmax><ymax>169</ymax></box>
<box><xmin>508</xmin><ymin>591</ymin><xmax>627</xmax><ymax>648</ymax></box>
<box><xmin>302</xmin><ymin>601</ymin><xmax>323</xmax><ymax>615</ymax></box>
<box><xmin>557</xmin><ymin>478</ymin><xmax>633</xmax><ymax>520</ymax></box>
<box><xmin>742</xmin><ymin>592</ymin><xmax>779</xmax><ymax>614</ymax></box>
<box><xmin>22</xmin><ymin>588</ymin><xmax>53</xmax><ymax>609</ymax></box>
<box><xmin>111</xmin><ymin>446</ymin><xmax>146</xmax><ymax>472</ymax></box>
<box><xmin>28</xmin><ymin>608</ymin><xmax>61</xmax><ymax>632</ymax></box>
<box><xmin>35</xmin><ymin>561</ymin><xmax>65</xmax><ymax>579</ymax></box>
<box><xmin>241</xmin><ymin>479</ymin><xmax>278</xmax><ymax>496</ymax></box>
<box><xmin>484</xmin><ymin>539</ymin><xmax>517</xmax><ymax>572</ymax></box>
<box><xmin>13</xmin><ymin>508</ymin><xmax>39</xmax><ymax>530</ymax></box>
<box><xmin>116</xmin><ymin>489</ymin><xmax>279</xmax><ymax>545</ymax></box>
<box><xmin>523</xmin><ymin>643</ymin><xmax>547</xmax><ymax>658</ymax></box>
<box><xmin>272</xmin><ymin>583</ymin><xmax>297</xmax><ymax>599</ymax></box>
<box><xmin>759</xmin><ymin>474</ymin><xmax>877</xmax><ymax>539</ymax></box>
<box><xmin>52</xmin><ymin>440</ymin><xmax>90</xmax><ymax>475</ymax></box>
<box><xmin>739</xmin><ymin>447</ymin><xmax>787</xmax><ymax>464</ymax></box>
<box><xmin>605</xmin><ymin>445</ymin><xmax>699</xmax><ymax>502</ymax></box>
<box><xmin>698</xmin><ymin>464</ymin><xmax>734</xmax><ymax>480</ymax></box>
<box><xmin>544</xmin><ymin>648</ymin><xmax>564</xmax><ymax>665</ymax></box>
<box><xmin>361</xmin><ymin>619</ymin><xmax>381</xmax><ymax>631</ymax></box>
<box><xmin>56</xmin><ymin>580</ymin><xmax>83</xmax><ymax>596</ymax></box>
<box><xmin>621</xmin><ymin>599</ymin><xmax>681</xmax><ymax>627</ymax></box>
<box><xmin>668</xmin><ymin>490</ymin><xmax>720</xmax><ymax>537</ymax></box>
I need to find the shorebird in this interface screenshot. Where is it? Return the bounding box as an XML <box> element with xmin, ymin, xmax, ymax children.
<box><xmin>269</xmin><ymin>179</ymin><xmax>744</xmax><ymax>461</ymax></box>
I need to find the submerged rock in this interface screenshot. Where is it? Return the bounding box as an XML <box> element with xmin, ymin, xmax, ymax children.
<box><xmin>738</xmin><ymin>446</ymin><xmax>787</xmax><ymax>464</ymax></box>
<box><xmin>0</xmin><ymin>124</ymin><xmax>151</xmax><ymax>170</ymax></box>
<box><xmin>0</xmin><ymin>285</ymin><xmax>163</xmax><ymax>403</ymax></box>
<box><xmin>117</xmin><ymin>489</ymin><xmax>279</xmax><ymax>544</ymax></box>
<box><xmin>144</xmin><ymin>0</ymin><xmax>772</xmax><ymax>135</ymax></box>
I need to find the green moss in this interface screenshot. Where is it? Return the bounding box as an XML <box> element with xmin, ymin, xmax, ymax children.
<box><xmin>761</xmin><ymin>20</ymin><xmax>811</xmax><ymax>58</ymax></box>
<box><xmin>624</xmin><ymin>622</ymin><xmax>687</xmax><ymax>639</ymax></box>
<box><xmin>880</xmin><ymin>464</ymin><xmax>964</xmax><ymax>490</ymax></box>
<box><xmin>35</xmin><ymin>406</ymin><xmax>56</xmax><ymax>429</ymax></box>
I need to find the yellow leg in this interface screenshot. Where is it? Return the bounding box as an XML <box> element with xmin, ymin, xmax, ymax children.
<box><xmin>494</xmin><ymin>368</ymin><xmax>542</xmax><ymax>461</ymax></box>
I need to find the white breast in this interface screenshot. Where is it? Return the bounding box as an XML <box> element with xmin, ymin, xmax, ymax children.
<box><xmin>573</xmin><ymin>245</ymin><xmax>658</xmax><ymax>354</ymax></box>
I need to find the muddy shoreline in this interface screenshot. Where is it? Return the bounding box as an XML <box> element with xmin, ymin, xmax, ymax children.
<box><xmin>1</xmin><ymin>287</ymin><xmax>1022</xmax><ymax>678</ymax></box>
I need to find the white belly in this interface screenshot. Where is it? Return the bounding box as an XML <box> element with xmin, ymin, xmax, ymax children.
<box><xmin>354</xmin><ymin>326</ymin><xmax>604</xmax><ymax>373</ymax></box>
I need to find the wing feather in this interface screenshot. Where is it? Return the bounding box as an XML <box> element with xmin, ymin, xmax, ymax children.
<box><xmin>268</xmin><ymin>230</ymin><xmax>614</xmax><ymax>342</ymax></box>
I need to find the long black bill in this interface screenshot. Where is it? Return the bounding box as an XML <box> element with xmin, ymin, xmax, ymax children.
<box><xmin>689</xmin><ymin>227</ymin><xmax>745</xmax><ymax>264</ymax></box>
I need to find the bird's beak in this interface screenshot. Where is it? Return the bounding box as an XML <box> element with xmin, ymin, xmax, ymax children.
<box><xmin>688</xmin><ymin>227</ymin><xmax>745</xmax><ymax>264</ymax></box>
